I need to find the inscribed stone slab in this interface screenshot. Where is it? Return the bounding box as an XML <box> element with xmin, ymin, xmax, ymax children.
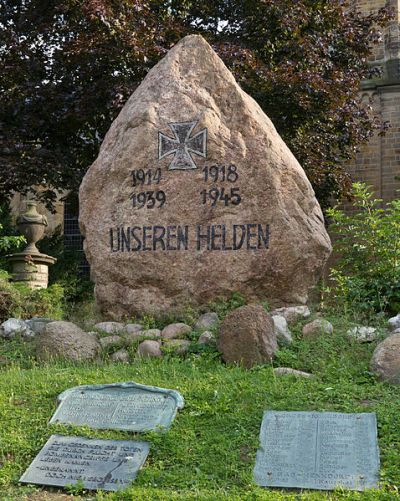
<box><xmin>19</xmin><ymin>435</ymin><xmax>149</xmax><ymax>492</ymax></box>
<box><xmin>254</xmin><ymin>411</ymin><xmax>379</xmax><ymax>491</ymax></box>
<box><xmin>50</xmin><ymin>381</ymin><xmax>184</xmax><ymax>431</ymax></box>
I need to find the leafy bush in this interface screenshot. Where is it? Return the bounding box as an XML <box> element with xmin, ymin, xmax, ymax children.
<box><xmin>326</xmin><ymin>183</ymin><xmax>400</xmax><ymax>315</ymax></box>
<box><xmin>0</xmin><ymin>271</ymin><xmax>64</xmax><ymax>322</ymax></box>
<box><xmin>0</xmin><ymin>205</ymin><xmax>25</xmax><ymax>256</ymax></box>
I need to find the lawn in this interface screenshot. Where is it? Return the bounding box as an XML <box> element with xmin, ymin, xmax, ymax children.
<box><xmin>0</xmin><ymin>316</ymin><xmax>399</xmax><ymax>500</ymax></box>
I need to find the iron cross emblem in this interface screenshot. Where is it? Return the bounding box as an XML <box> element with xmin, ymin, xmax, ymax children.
<box><xmin>158</xmin><ymin>120</ymin><xmax>207</xmax><ymax>170</ymax></box>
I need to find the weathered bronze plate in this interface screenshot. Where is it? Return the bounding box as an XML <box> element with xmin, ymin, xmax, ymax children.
<box><xmin>254</xmin><ymin>411</ymin><xmax>379</xmax><ymax>491</ymax></box>
<box><xmin>20</xmin><ymin>434</ymin><xmax>150</xmax><ymax>491</ymax></box>
<box><xmin>50</xmin><ymin>381</ymin><xmax>184</xmax><ymax>431</ymax></box>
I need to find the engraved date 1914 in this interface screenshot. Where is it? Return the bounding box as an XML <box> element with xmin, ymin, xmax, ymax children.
<box><xmin>130</xmin><ymin>168</ymin><xmax>166</xmax><ymax>209</ymax></box>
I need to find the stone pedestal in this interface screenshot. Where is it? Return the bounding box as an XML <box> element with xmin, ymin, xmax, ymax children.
<box><xmin>8</xmin><ymin>252</ymin><xmax>56</xmax><ymax>289</ymax></box>
<box><xmin>7</xmin><ymin>202</ymin><xmax>57</xmax><ymax>289</ymax></box>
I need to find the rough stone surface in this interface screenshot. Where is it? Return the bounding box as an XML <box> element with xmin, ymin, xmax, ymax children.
<box><xmin>370</xmin><ymin>333</ymin><xmax>400</xmax><ymax>384</ymax></box>
<box><xmin>198</xmin><ymin>330</ymin><xmax>216</xmax><ymax>345</ymax></box>
<box><xmin>36</xmin><ymin>321</ymin><xmax>101</xmax><ymax>362</ymax></box>
<box><xmin>1</xmin><ymin>318</ymin><xmax>34</xmax><ymax>339</ymax></box>
<box><xmin>194</xmin><ymin>312</ymin><xmax>219</xmax><ymax>332</ymax></box>
<box><xmin>125</xmin><ymin>323</ymin><xmax>143</xmax><ymax>334</ymax></box>
<box><xmin>99</xmin><ymin>335</ymin><xmax>124</xmax><ymax>350</ymax></box>
<box><xmin>394</xmin><ymin>328</ymin><xmax>400</xmax><ymax>334</ymax></box>
<box><xmin>161</xmin><ymin>323</ymin><xmax>191</xmax><ymax>339</ymax></box>
<box><xmin>124</xmin><ymin>331</ymin><xmax>145</xmax><ymax>345</ymax></box>
<box><xmin>271</xmin><ymin>315</ymin><xmax>292</xmax><ymax>345</ymax></box>
<box><xmin>110</xmin><ymin>349</ymin><xmax>130</xmax><ymax>363</ymax></box>
<box><xmin>388</xmin><ymin>314</ymin><xmax>400</xmax><ymax>331</ymax></box>
<box><xmin>94</xmin><ymin>322</ymin><xmax>126</xmax><ymax>334</ymax></box>
<box><xmin>347</xmin><ymin>326</ymin><xmax>379</xmax><ymax>343</ymax></box>
<box><xmin>273</xmin><ymin>367</ymin><xmax>314</xmax><ymax>378</ymax></box>
<box><xmin>302</xmin><ymin>319</ymin><xmax>333</xmax><ymax>338</ymax></box>
<box><xmin>137</xmin><ymin>340</ymin><xmax>162</xmax><ymax>358</ymax></box>
<box><xmin>270</xmin><ymin>305</ymin><xmax>311</xmax><ymax>324</ymax></box>
<box><xmin>26</xmin><ymin>317</ymin><xmax>54</xmax><ymax>335</ymax></box>
<box><xmin>163</xmin><ymin>339</ymin><xmax>191</xmax><ymax>355</ymax></box>
<box><xmin>217</xmin><ymin>304</ymin><xmax>277</xmax><ymax>368</ymax></box>
<box><xmin>79</xmin><ymin>34</ymin><xmax>331</xmax><ymax>318</ymax></box>
<box><xmin>141</xmin><ymin>329</ymin><xmax>161</xmax><ymax>339</ymax></box>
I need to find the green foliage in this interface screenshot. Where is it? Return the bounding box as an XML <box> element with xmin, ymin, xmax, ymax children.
<box><xmin>207</xmin><ymin>292</ymin><xmax>246</xmax><ymax>320</ymax></box>
<box><xmin>0</xmin><ymin>271</ymin><xmax>64</xmax><ymax>322</ymax></box>
<box><xmin>326</xmin><ymin>183</ymin><xmax>400</xmax><ymax>316</ymax></box>
<box><xmin>0</xmin><ymin>1</ymin><xmax>392</xmax><ymax>209</ymax></box>
<box><xmin>0</xmin><ymin>206</ymin><xmax>25</xmax><ymax>256</ymax></box>
<box><xmin>0</xmin><ymin>315</ymin><xmax>400</xmax><ymax>499</ymax></box>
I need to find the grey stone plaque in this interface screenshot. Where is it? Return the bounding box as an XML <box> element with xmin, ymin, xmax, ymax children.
<box><xmin>20</xmin><ymin>435</ymin><xmax>149</xmax><ymax>492</ymax></box>
<box><xmin>50</xmin><ymin>382</ymin><xmax>184</xmax><ymax>432</ymax></box>
<box><xmin>254</xmin><ymin>411</ymin><xmax>379</xmax><ymax>491</ymax></box>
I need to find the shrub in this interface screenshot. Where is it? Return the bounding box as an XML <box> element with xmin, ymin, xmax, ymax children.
<box><xmin>326</xmin><ymin>182</ymin><xmax>400</xmax><ymax>315</ymax></box>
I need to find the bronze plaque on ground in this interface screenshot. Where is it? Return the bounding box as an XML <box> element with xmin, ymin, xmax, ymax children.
<box><xmin>254</xmin><ymin>411</ymin><xmax>379</xmax><ymax>491</ymax></box>
<box><xmin>49</xmin><ymin>381</ymin><xmax>184</xmax><ymax>431</ymax></box>
<box><xmin>20</xmin><ymin>435</ymin><xmax>150</xmax><ymax>492</ymax></box>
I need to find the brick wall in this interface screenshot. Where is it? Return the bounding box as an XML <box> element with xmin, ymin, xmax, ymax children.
<box><xmin>346</xmin><ymin>0</ymin><xmax>400</xmax><ymax>203</ymax></box>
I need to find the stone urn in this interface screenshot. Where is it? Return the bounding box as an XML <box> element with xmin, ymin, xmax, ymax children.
<box><xmin>16</xmin><ymin>202</ymin><xmax>48</xmax><ymax>254</ymax></box>
<box><xmin>7</xmin><ymin>202</ymin><xmax>56</xmax><ymax>289</ymax></box>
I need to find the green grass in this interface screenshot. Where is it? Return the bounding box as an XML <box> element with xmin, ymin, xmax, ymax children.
<box><xmin>0</xmin><ymin>315</ymin><xmax>399</xmax><ymax>500</ymax></box>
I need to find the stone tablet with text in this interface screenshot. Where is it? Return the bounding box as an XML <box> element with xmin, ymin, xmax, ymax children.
<box><xmin>254</xmin><ymin>411</ymin><xmax>380</xmax><ymax>491</ymax></box>
<box><xmin>79</xmin><ymin>34</ymin><xmax>331</xmax><ymax>318</ymax></box>
<box><xmin>49</xmin><ymin>382</ymin><xmax>184</xmax><ymax>431</ymax></box>
<box><xmin>20</xmin><ymin>435</ymin><xmax>149</xmax><ymax>492</ymax></box>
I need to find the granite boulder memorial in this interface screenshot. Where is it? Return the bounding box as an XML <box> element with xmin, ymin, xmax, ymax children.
<box><xmin>79</xmin><ymin>34</ymin><xmax>331</xmax><ymax>318</ymax></box>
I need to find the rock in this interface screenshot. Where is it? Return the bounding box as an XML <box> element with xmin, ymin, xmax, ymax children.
<box><xmin>137</xmin><ymin>340</ymin><xmax>162</xmax><ymax>358</ymax></box>
<box><xmin>198</xmin><ymin>330</ymin><xmax>216</xmax><ymax>345</ymax></box>
<box><xmin>1</xmin><ymin>318</ymin><xmax>34</xmax><ymax>339</ymax></box>
<box><xmin>111</xmin><ymin>349</ymin><xmax>130</xmax><ymax>363</ymax></box>
<box><xmin>99</xmin><ymin>335</ymin><xmax>124</xmax><ymax>350</ymax></box>
<box><xmin>194</xmin><ymin>312</ymin><xmax>219</xmax><ymax>332</ymax></box>
<box><xmin>347</xmin><ymin>326</ymin><xmax>379</xmax><ymax>343</ymax></box>
<box><xmin>124</xmin><ymin>331</ymin><xmax>145</xmax><ymax>345</ymax></box>
<box><xmin>141</xmin><ymin>329</ymin><xmax>161</xmax><ymax>339</ymax></box>
<box><xmin>79</xmin><ymin>34</ymin><xmax>331</xmax><ymax>319</ymax></box>
<box><xmin>274</xmin><ymin>367</ymin><xmax>314</xmax><ymax>378</ymax></box>
<box><xmin>394</xmin><ymin>328</ymin><xmax>400</xmax><ymax>334</ymax></box>
<box><xmin>94</xmin><ymin>322</ymin><xmax>126</xmax><ymax>334</ymax></box>
<box><xmin>271</xmin><ymin>315</ymin><xmax>292</xmax><ymax>345</ymax></box>
<box><xmin>25</xmin><ymin>317</ymin><xmax>54</xmax><ymax>335</ymax></box>
<box><xmin>163</xmin><ymin>339</ymin><xmax>191</xmax><ymax>355</ymax></box>
<box><xmin>302</xmin><ymin>319</ymin><xmax>333</xmax><ymax>338</ymax></box>
<box><xmin>161</xmin><ymin>323</ymin><xmax>191</xmax><ymax>339</ymax></box>
<box><xmin>36</xmin><ymin>321</ymin><xmax>101</xmax><ymax>362</ymax></box>
<box><xmin>388</xmin><ymin>314</ymin><xmax>400</xmax><ymax>331</ymax></box>
<box><xmin>370</xmin><ymin>333</ymin><xmax>400</xmax><ymax>384</ymax></box>
<box><xmin>270</xmin><ymin>306</ymin><xmax>311</xmax><ymax>324</ymax></box>
<box><xmin>125</xmin><ymin>323</ymin><xmax>143</xmax><ymax>334</ymax></box>
<box><xmin>217</xmin><ymin>304</ymin><xmax>277</xmax><ymax>368</ymax></box>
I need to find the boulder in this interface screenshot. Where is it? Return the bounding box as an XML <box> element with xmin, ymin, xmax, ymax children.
<box><xmin>194</xmin><ymin>312</ymin><xmax>219</xmax><ymax>332</ymax></box>
<box><xmin>198</xmin><ymin>330</ymin><xmax>216</xmax><ymax>345</ymax></box>
<box><xmin>1</xmin><ymin>318</ymin><xmax>34</xmax><ymax>339</ymax></box>
<box><xmin>94</xmin><ymin>321</ymin><xmax>126</xmax><ymax>334</ymax></box>
<box><xmin>111</xmin><ymin>349</ymin><xmax>130</xmax><ymax>363</ymax></box>
<box><xmin>137</xmin><ymin>340</ymin><xmax>162</xmax><ymax>358</ymax></box>
<box><xmin>36</xmin><ymin>321</ymin><xmax>101</xmax><ymax>362</ymax></box>
<box><xmin>99</xmin><ymin>335</ymin><xmax>124</xmax><ymax>350</ymax></box>
<box><xmin>125</xmin><ymin>323</ymin><xmax>143</xmax><ymax>334</ymax></box>
<box><xmin>163</xmin><ymin>339</ymin><xmax>191</xmax><ymax>355</ymax></box>
<box><xmin>347</xmin><ymin>326</ymin><xmax>379</xmax><ymax>343</ymax></box>
<box><xmin>270</xmin><ymin>305</ymin><xmax>311</xmax><ymax>324</ymax></box>
<box><xmin>388</xmin><ymin>314</ymin><xmax>400</xmax><ymax>332</ymax></box>
<box><xmin>302</xmin><ymin>319</ymin><xmax>333</xmax><ymax>339</ymax></box>
<box><xmin>25</xmin><ymin>317</ymin><xmax>54</xmax><ymax>335</ymax></box>
<box><xmin>274</xmin><ymin>367</ymin><xmax>314</xmax><ymax>378</ymax></box>
<box><xmin>79</xmin><ymin>34</ymin><xmax>331</xmax><ymax>318</ymax></box>
<box><xmin>141</xmin><ymin>329</ymin><xmax>161</xmax><ymax>339</ymax></box>
<box><xmin>370</xmin><ymin>333</ymin><xmax>400</xmax><ymax>384</ymax></box>
<box><xmin>161</xmin><ymin>323</ymin><xmax>191</xmax><ymax>339</ymax></box>
<box><xmin>271</xmin><ymin>315</ymin><xmax>292</xmax><ymax>345</ymax></box>
<box><xmin>217</xmin><ymin>304</ymin><xmax>277</xmax><ymax>368</ymax></box>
